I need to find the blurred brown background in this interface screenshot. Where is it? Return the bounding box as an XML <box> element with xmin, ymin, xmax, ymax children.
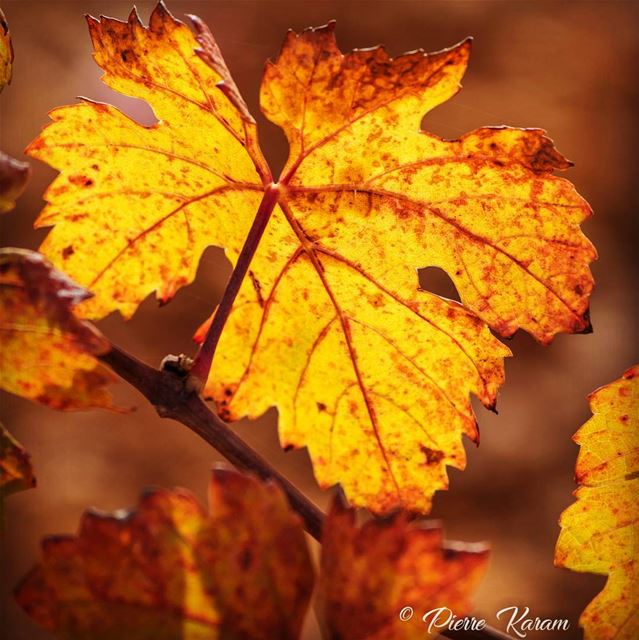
<box><xmin>1</xmin><ymin>1</ymin><xmax>638</xmax><ymax>638</ymax></box>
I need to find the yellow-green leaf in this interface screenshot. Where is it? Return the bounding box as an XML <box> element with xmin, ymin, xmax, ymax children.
<box><xmin>15</xmin><ymin>469</ymin><xmax>314</xmax><ymax>640</ymax></box>
<box><xmin>555</xmin><ymin>365</ymin><xmax>639</xmax><ymax>640</ymax></box>
<box><xmin>0</xmin><ymin>248</ymin><xmax>118</xmax><ymax>410</ymax></box>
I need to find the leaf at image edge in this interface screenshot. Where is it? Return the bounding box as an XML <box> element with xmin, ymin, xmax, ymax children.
<box><xmin>0</xmin><ymin>423</ymin><xmax>36</xmax><ymax>532</ymax></box>
<box><xmin>555</xmin><ymin>365</ymin><xmax>639</xmax><ymax>640</ymax></box>
<box><xmin>0</xmin><ymin>248</ymin><xmax>120</xmax><ymax>411</ymax></box>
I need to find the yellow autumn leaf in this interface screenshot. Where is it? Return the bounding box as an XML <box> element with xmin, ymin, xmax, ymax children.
<box><xmin>203</xmin><ymin>25</ymin><xmax>592</xmax><ymax>513</ymax></box>
<box><xmin>28</xmin><ymin>5</ymin><xmax>595</xmax><ymax>514</ymax></box>
<box><xmin>262</xmin><ymin>25</ymin><xmax>595</xmax><ymax>343</ymax></box>
<box><xmin>0</xmin><ymin>248</ymin><xmax>118</xmax><ymax>410</ymax></box>
<box><xmin>27</xmin><ymin>2</ymin><xmax>270</xmax><ymax>319</ymax></box>
<box><xmin>555</xmin><ymin>365</ymin><xmax>639</xmax><ymax>640</ymax></box>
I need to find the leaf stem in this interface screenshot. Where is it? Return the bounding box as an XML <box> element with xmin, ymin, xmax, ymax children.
<box><xmin>190</xmin><ymin>182</ymin><xmax>280</xmax><ymax>385</ymax></box>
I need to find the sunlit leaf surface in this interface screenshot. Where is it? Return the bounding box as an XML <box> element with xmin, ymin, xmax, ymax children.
<box><xmin>0</xmin><ymin>249</ymin><xmax>118</xmax><ymax>410</ymax></box>
<box><xmin>556</xmin><ymin>365</ymin><xmax>639</xmax><ymax>640</ymax></box>
<box><xmin>29</xmin><ymin>3</ymin><xmax>595</xmax><ymax>513</ymax></box>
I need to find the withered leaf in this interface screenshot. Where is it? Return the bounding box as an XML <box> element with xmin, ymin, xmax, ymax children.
<box><xmin>0</xmin><ymin>7</ymin><xmax>12</xmax><ymax>90</ymax></box>
<box><xmin>0</xmin><ymin>151</ymin><xmax>30</xmax><ymax>214</ymax></box>
<box><xmin>555</xmin><ymin>365</ymin><xmax>639</xmax><ymax>640</ymax></box>
<box><xmin>0</xmin><ymin>248</ymin><xmax>118</xmax><ymax>410</ymax></box>
<box><xmin>16</xmin><ymin>471</ymin><xmax>490</xmax><ymax>640</ymax></box>
<box><xmin>29</xmin><ymin>4</ymin><xmax>595</xmax><ymax>513</ymax></box>
<box><xmin>317</xmin><ymin>498</ymin><xmax>489</xmax><ymax>639</ymax></box>
<box><xmin>0</xmin><ymin>422</ymin><xmax>35</xmax><ymax>529</ymax></box>
<box><xmin>15</xmin><ymin>469</ymin><xmax>314</xmax><ymax>640</ymax></box>
<box><xmin>0</xmin><ymin>10</ymin><xmax>31</xmax><ymax>215</ymax></box>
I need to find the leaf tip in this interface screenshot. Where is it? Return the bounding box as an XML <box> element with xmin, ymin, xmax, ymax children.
<box><xmin>459</xmin><ymin>35</ymin><xmax>473</xmax><ymax>51</ymax></box>
<box><xmin>473</xmin><ymin>420</ymin><xmax>481</xmax><ymax>445</ymax></box>
<box><xmin>150</xmin><ymin>0</ymin><xmax>176</xmax><ymax>30</ymax></box>
<box><xmin>210</xmin><ymin>464</ymin><xmax>238</xmax><ymax>484</ymax></box>
<box><xmin>576</xmin><ymin>307</ymin><xmax>593</xmax><ymax>335</ymax></box>
<box><xmin>155</xmin><ymin>0</ymin><xmax>170</xmax><ymax>14</ymax></box>
<box><xmin>334</xmin><ymin>485</ymin><xmax>350</xmax><ymax>511</ymax></box>
<box><xmin>303</xmin><ymin>20</ymin><xmax>337</xmax><ymax>35</ymax></box>
<box><xmin>84</xmin><ymin>13</ymin><xmax>99</xmax><ymax>27</ymax></box>
<box><xmin>128</xmin><ymin>6</ymin><xmax>142</xmax><ymax>27</ymax></box>
<box><xmin>210</xmin><ymin>464</ymin><xmax>258</xmax><ymax>494</ymax></box>
<box><xmin>185</xmin><ymin>13</ymin><xmax>204</xmax><ymax>33</ymax></box>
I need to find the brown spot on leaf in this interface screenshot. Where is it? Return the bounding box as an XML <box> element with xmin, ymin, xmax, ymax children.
<box><xmin>68</xmin><ymin>175</ymin><xmax>93</xmax><ymax>187</ymax></box>
<box><xmin>248</xmin><ymin>270</ymin><xmax>264</xmax><ymax>307</ymax></box>
<box><xmin>420</xmin><ymin>445</ymin><xmax>444</xmax><ymax>465</ymax></box>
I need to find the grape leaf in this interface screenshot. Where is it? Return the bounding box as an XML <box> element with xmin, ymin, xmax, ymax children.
<box><xmin>0</xmin><ymin>151</ymin><xmax>30</xmax><ymax>214</ymax></box>
<box><xmin>0</xmin><ymin>8</ymin><xmax>12</xmax><ymax>91</ymax></box>
<box><xmin>28</xmin><ymin>4</ymin><xmax>595</xmax><ymax>513</ymax></box>
<box><xmin>0</xmin><ymin>248</ymin><xmax>118</xmax><ymax>410</ymax></box>
<box><xmin>15</xmin><ymin>469</ymin><xmax>314</xmax><ymax>640</ymax></box>
<box><xmin>0</xmin><ymin>422</ymin><xmax>35</xmax><ymax>529</ymax></box>
<box><xmin>261</xmin><ymin>25</ymin><xmax>594</xmax><ymax>343</ymax></box>
<box><xmin>201</xmin><ymin>25</ymin><xmax>591</xmax><ymax>512</ymax></box>
<box><xmin>555</xmin><ymin>365</ymin><xmax>639</xmax><ymax>640</ymax></box>
<box><xmin>317</xmin><ymin>498</ymin><xmax>489</xmax><ymax>639</ymax></box>
<box><xmin>26</xmin><ymin>2</ymin><xmax>270</xmax><ymax>319</ymax></box>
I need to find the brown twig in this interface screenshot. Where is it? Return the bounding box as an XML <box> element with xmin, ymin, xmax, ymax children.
<box><xmin>99</xmin><ymin>343</ymin><xmax>323</xmax><ymax>541</ymax></box>
<box><xmin>98</xmin><ymin>343</ymin><xmax>512</xmax><ymax>640</ymax></box>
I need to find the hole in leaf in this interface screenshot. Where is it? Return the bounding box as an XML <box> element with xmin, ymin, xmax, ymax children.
<box><xmin>418</xmin><ymin>266</ymin><xmax>460</xmax><ymax>302</ymax></box>
<box><xmin>104</xmin><ymin>94</ymin><xmax>158</xmax><ymax>127</ymax></box>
